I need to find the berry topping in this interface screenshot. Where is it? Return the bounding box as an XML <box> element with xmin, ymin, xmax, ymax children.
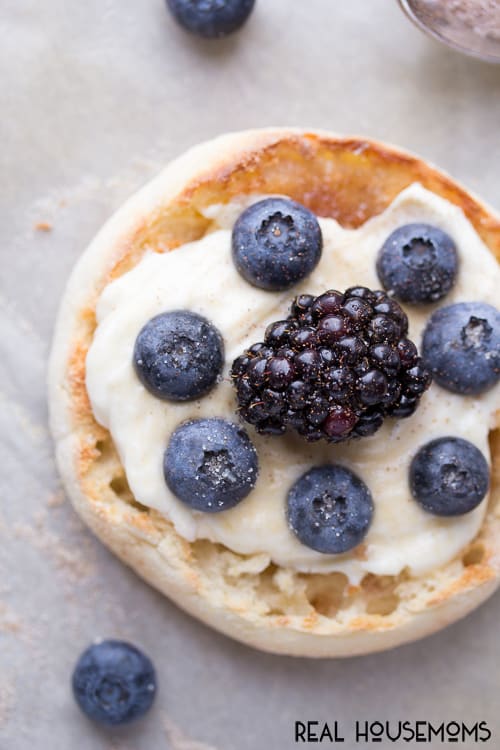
<box><xmin>72</xmin><ymin>641</ymin><xmax>156</xmax><ymax>726</ymax></box>
<box><xmin>133</xmin><ymin>311</ymin><xmax>224</xmax><ymax>401</ymax></box>
<box><xmin>164</xmin><ymin>418</ymin><xmax>258</xmax><ymax>511</ymax></box>
<box><xmin>287</xmin><ymin>465</ymin><xmax>374</xmax><ymax>554</ymax></box>
<box><xmin>410</xmin><ymin>437</ymin><xmax>489</xmax><ymax>516</ymax></box>
<box><xmin>377</xmin><ymin>223</ymin><xmax>458</xmax><ymax>304</ymax></box>
<box><xmin>231</xmin><ymin>288</ymin><xmax>431</xmax><ymax>442</ymax></box>
<box><xmin>422</xmin><ymin>302</ymin><xmax>500</xmax><ymax>395</ymax></box>
<box><xmin>166</xmin><ymin>0</ymin><xmax>256</xmax><ymax>38</ymax></box>
<box><xmin>231</xmin><ymin>198</ymin><xmax>323</xmax><ymax>291</ymax></box>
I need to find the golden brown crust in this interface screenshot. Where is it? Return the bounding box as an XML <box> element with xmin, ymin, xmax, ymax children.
<box><xmin>48</xmin><ymin>128</ymin><xmax>500</xmax><ymax>657</ymax></box>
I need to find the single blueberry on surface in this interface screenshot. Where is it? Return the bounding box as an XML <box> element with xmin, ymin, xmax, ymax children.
<box><xmin>287</xmin><ymin>465</ymin><xmax>374</xmax><ymax>554</ymax></box>
<box><xmin>422</xmin><ymin>301</ymin><xmax>500</xmax><ymax>395</ymax></box>
<box><xmin>410</xmin><ymin>437</ymin><xmax>489</xmax><ymax>516</ymax></box>
<box><xmin>164</xmin><ymin>418</ymin><xmax>258</xmax><ymax>512</ymax></box>
<box><xmin>377</xmin><ymin>223</ymin><xmax>458</xmax><ymax>304</ymax></box>
<box><xmin>166</xmin><ymin>0</ymin><xmax>256</xmax><ymax>38</ymax></box>
<box><xmin>133</xmin><ymin>311</ymin><xmax>224</xmax><ymax>401</ymax></box>
<box><xmin>72</xmin><ymin>640</ymin><xmax>156</xmax><ymax>726</ymax></box>
<box><xmin>232</xmin><ymin>198</ymin><xmax>323</xmax><ymax>291</ymax></box>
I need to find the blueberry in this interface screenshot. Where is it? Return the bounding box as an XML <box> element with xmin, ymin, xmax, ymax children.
<box><xmin>287</xmin><ymin>465</ymin><xmax>373</xmax><ymax>554</ymax></box>
<box><xmin>422</xmin><ymin>301</ymin><xmax>500</xmax><ymax>395</ymax></box>
<box><xmin>232</xmin><ymin>198</ymin><xmax>322</xmax><ymax>291</ymax></box>
<box><xmin>133</xmin><ymin>311</ymin><xmax>224</xmax><ymax>401</ymax></box>
<box><xmin>377</xmin><ymin>223</ymin><xmax>458</xmax><ymax>304</ymax></box>
<box><xmin>410</xmin><ymin>437</ymin><xmax>489</xmax><ymax>516</ymax></box>
<box><xmin>72</xmin><ymin>640</ymin><xmax>156</xmax><ymax>726</ymax></box>
<box><xmin>166</xmin><ymin>0</ymin><xmax>256</xmax><ymax>38</ymax></box>
<box><xmin>164</xmin><ymin>418</ymin><xmax>258</xmax><ymax>512</ymax></box>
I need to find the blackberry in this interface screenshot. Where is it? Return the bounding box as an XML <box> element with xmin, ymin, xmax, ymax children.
<box><xmin>231</xmin><ymin>288</ymin><xmax>432</xmax><ymax>443</ymax></box>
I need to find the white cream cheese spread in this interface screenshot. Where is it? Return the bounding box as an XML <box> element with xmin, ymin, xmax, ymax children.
<box><xmin>86</xmin><ymin>184</ymin><xmax>500</xmax><ymax>583</ymax></box>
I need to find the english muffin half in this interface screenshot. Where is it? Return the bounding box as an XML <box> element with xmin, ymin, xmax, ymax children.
<box><xmin>48</xmin><ymin>128</ymin><xmax>500</xmax><ymax>657</ymax></box>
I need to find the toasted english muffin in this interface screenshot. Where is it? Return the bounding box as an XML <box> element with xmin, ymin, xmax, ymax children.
<box><xmin>48</xmin><ymin>128</ymin><xmax>500</xmax><ymax>657</ymax></box>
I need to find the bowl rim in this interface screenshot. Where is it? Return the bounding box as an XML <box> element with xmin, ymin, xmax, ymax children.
<box><xmin>398</xmin><ymin>0</ymin><xmax>500</xmax><ymax>64</ymax></box>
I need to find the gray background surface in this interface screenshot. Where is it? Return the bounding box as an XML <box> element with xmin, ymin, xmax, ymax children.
<box><xmin>1</xmin><ymin>1</ymin><xmax>500</xmax><ymax>748</ymax></box>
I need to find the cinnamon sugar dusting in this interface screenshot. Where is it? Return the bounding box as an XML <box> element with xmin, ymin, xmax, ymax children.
<box><xmin>0</xmin><ymin>602</ymin><xmax>23</xmax><ymax>635</ymax></box>
<box><xmin>0</xmin><ymin>681</ymin><xmax>15</xmax><ymax>728</ymax></box>
<box><xmin>410</xmin><ymin>0</ymin><xmax>500</xmax><ymax>42</ymax></box>
<box><xmin>34</xmin><ymin>221</ymin><xmax>52</xmax><ymax>232</ymax></box>
<box><xmin>13</xmin><ymin>510</ymin><xmax>96</xmax><ymax>581</ymax></box>
<box><xmin>445</xmin><ymin>0</ymin><xmax>500</xmax><ymax>39</ymax></box>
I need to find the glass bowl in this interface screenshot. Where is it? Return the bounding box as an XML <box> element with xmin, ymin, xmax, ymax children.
<box><xmin>399</xmin><ymin>0</ymin><xmax>500</xmax><ymax>63</ymax></box>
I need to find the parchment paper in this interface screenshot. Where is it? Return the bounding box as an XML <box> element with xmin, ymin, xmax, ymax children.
<box><xmin>1</xmin><ymin>1</ymin><xmax>500</xmax><ymax>748</ymax></box>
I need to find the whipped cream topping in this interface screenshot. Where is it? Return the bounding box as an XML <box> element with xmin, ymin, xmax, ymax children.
<box><xmin>86</xmin><ymin>184</ymin><xmax>500</xmax><ymax>583</ymax></box>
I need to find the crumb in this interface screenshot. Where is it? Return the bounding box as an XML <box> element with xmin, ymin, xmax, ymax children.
<box><xmin>162</xmin><ymin>714</ymin><xmax>219</xmax><ymax>750</ymax></box>
<box><xmin>0</xmin><ymin>602</ymin><xmax>23</xmax><ymax>635</ymax></box>
<box><xmin>46</xmin><ymin>491</ymin><xmax>65</xmax><ymax>509</ymax></box>
<box><xmin>353</xmin><ymin>544</ymin><xmax>368</xmax><ymax>561</ymax></box>
<box><xmin>13</xmin><ymin>515</ymin><xmax>95</xmax><ymax>581</ymax></box>
<box><xmin>34</xmin><ymin>221</ymin><xmax>52</xmax><ymax>232</ymax></box>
